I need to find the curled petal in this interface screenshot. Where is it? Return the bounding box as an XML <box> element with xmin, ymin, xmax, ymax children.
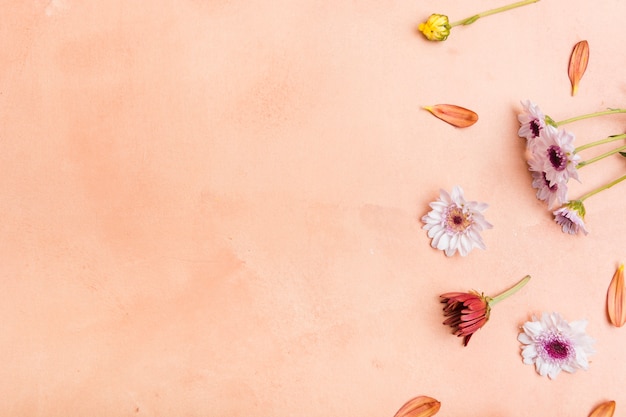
<box><xmin>588</xmin><ymin>400</ymin><xmax>616</xmax><ymax>417</ymax></box>
<box><xmin>394</xmin><ymin>395</ymin><xmax>441</xmax><ymax>417</ymax></box>
<box><xmin>568</xmin><ymin>40</ymin><xmax>589</xmax><ymax>96</ymax></box>
<box><xmin>607</xmin><ymin>265</ymin><xmax>626</xmax><ymax>327</ymax></box>
<box><xmin>424</xmin><ymin>104</ymin><xmax>478</xmax><ymax>128</ymax></box>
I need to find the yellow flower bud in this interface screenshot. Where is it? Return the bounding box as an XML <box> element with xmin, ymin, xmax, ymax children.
<box><xmin>418</xmin><ymin>14</ymin><xmax>451</xmax><ymax>41</ymax></box>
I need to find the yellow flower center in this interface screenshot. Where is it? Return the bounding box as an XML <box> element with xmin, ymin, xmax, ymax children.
<box><xmin>445</xmin><ymin>205</ymin><xmax>472</xmax><ymax>233</ymax></box>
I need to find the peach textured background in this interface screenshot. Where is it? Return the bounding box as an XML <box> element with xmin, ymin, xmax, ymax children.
<box><xmin>2</xmin><ymin>1</ymin><xmax>626</xmax><ymax>416</ymax></box>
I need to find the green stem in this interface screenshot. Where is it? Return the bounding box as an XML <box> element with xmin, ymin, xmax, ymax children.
<box><xmin>556</xmin><ymin>108</ymin><xmax>626</xmax><ymax>126</ymax></box>
<box><xmin>450</xmin><ymin>0</ymin><xmax>540</xmax><ymax>27</ymax></box>
<box><xmin>489</xmin><ymin>275</ymin><xmax>531</xmax><ymax>307</ymax></box>
<box><xmin>575</xmin><ymin>133</ymin><xmax>626</xmax><ymax>153</ymax></box>
<box><xmin>577</xmin><ymin>144</ymin><xmax>626</xmax><ymax>168</ymax></box>
<box><xmin>579</xmin><ymin>174</ymin><xmax>626</xmax><ymax>202</ymax></box>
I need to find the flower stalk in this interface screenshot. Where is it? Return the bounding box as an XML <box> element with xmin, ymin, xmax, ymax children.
<box><xmin>577</xmin><ymin>144</ymin><xmax>626</xmax><ymax>168</ymax></box>
<box><xmin>489</xmin><ymin>275</ymin><xmax>531</xmax><ymax>306</ymax></box>
<box><xmin>578</xmin><ymin>174</ymin><xmax>626</xmax><ymax>202</ymax></box>
<box><xmin>449</xmin><ymin>0</ymin><xmax>540</xmax><ymax>27</ymax></box>
<box><xmin>574</xmin><ymin>133</ymin><xmax>626</xmax><ymax>153</ymax></box>
<box><xmin>555</xmin><ymin>108</ymin><xmax>626</xmax><ymax>126</ymax></box>
<box><xmin>418</xmin><ymin>0</ymin><xmax>540</xmax><ymax>41</ymax></box>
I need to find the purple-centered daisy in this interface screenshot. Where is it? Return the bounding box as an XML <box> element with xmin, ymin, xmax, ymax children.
<box><xmin>528</xmin><ymin>125</ymin><xmax>580</xmax><ymax>188</ymax></box>
<box><xmin>531</xmin><ymin>170</ymin><xmax>568</xmax><ymax>209</ymax></box>
<box><xmin>553</xmin><ymin>200</ymin><xmax>588</xmax><ymax>235</ymax></box>
<box><xmin>518</xmin><ymin>312</ymin><xmax>595</xmax><ymax>379</ymax></box>
<box><xmin>518</xmin><ymin>100</ymin><xmax>548</xmax><ymax>149</ymax></box>
<box><xmin>421</xmin><ymin>186</ymin><xmax>492</xmax><ymax>257</ymax></box>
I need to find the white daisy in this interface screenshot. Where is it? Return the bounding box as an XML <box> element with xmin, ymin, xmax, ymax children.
<box><xmin>421</xmin><ymin>186</ymin><xmax>492</xmax><ymax>257</ymax></box>
<box><xmin>518</xmin><ymin>312</ymin><xmax>595</xmax><ymax>379</ymax></box>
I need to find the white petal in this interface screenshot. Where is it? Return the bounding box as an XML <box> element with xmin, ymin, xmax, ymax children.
<box><xmin>431</xmin><ymin>229</ymin><xmax>445</xmax><ymax>247</ymax></box>
<box><xmin>444</xmin><ymin>243</ymin><xmax>457</xmax><ymax>257</ymax></box>
<box><xmin>458</xmin><ymin>234</ymin><xmax>470</xmax><ymax>256</ymax></box>
<box><xmin>438</xmin><ymin>189</ymin><xmax>452</xmax><ymax>204</ymax></box>
<box><xmin>521</xmin><ymin>345</ymin><xmax>537</xmax><ymax>359</ymax></box>
<box><xmin>568</xmin><ymin>319</ymin><xmax>588</xmax><ymax>333</ymax></box>
<box><xmin>518</xmin><ymin>333</ymin><xmax>533</xmax><ymax>345</ymax></box>
<box><xmin>449</xmin><ymin>233</ymin><xmax>459</xmax><ymax>253</ymax></box>
<box><xmin>428</xmin><ymin>226</ymin><xmax>444</xmax><ymax>239</ymax></box>
<box><xmin>436</xmin><ymin>232</ymin><xmax>451</xmax><ymax>251</ymax></box>
<box><xmin>450</xmin><ymin>186</ymin><xmax>464</xmax><ymax>204</ymax></box>
<box><xmin>523</xmin><ymin>321</ymin><xmax>544</xmax><ymax>337</ymax></box>
<box><xmin>547</xmin><ymin>365</ymin><xmax>561</xmax><ymax>379</ymax></box>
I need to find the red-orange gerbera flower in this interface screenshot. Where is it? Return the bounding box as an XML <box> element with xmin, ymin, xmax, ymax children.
<box><xmin>441</xmin><ymin>291</ymin><xmax>491</xmax><ymax>346</ymax></box>
<box><xmin>440</xmin><ymin>275</ymin><xmax>531</xmax><ymax>346</ymax></box>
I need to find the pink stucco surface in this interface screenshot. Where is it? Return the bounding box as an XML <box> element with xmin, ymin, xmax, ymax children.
<box><xmin>1</xmin><ymin>1</ymin><xmax>625</xmax><ymax>416</ymax></box>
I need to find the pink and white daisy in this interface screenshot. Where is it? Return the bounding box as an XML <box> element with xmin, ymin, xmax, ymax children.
<box><xmin>531</xmin><ymin>170</ymin><xmax>568</xmax><ymax>209</ymax></box>
<box><xmin>553</xmin><ymin>201</ymin><xmax>588</xmax><ymax>235</ymax></box>
<box><xmin>528</xmin><ymin>125</ymin><xmax>580</xmax><ymax>188</ymax></box>
<box><xmin>518</xmin><ymin>312</ymin><xmax>595</xmax><ymax>379</ymax></box>
<box><xmin>518</xmin><ymin>100</ymin><xmax>548</xmax><ymax>149</ymax></box>
<box><xmin>421</xmin><ymin>186</ymin><xmax>492</xmax><ymax>257</ymax></box>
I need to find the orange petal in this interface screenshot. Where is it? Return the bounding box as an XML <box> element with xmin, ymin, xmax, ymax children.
<box><xmin>394</xmin><ymin>395</ymin><xmax>441</xmax><ymax>417</ymax></box>
<box><xmin>588</xmin><ymin>400</ymin><xmax>616</xmax><ymax>417</ymax></box>
<box><xmin>424</xmin><ymin>104</ymin><xmax>478</xmax><ymax>128</ymax></box>
<box><xmin>607</xmin><ymin>265</ymin><xmax>625</xmax><ymax>327</ymax></box>
<box><xmin>568</xmin><ymin>40</ymin><xmax>589</xmax><ymax>96</ymax></box>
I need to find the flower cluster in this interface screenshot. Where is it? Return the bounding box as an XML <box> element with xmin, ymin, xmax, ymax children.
<box><xmin>517</xmin><ymin>100</ymin><xmax>626</xmax><ymax>235</ymax></box>
<box><xmin>438</xmin><ymin>276</ymin><xmax>597</xmax><ymax>380</ymax></box>
<box><xmin>414</xmin><ymin>3</ymin><xmax>620</xmax><ymax>409</ymax></box>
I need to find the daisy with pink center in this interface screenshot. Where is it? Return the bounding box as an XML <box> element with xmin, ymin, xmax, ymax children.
<box><xmin>518</xmin><ymin>312</ymin><xmax>595</xmax><ymax>379</ymax></box>
<box><xmin>553</xmin><ymin>201</ymin><xmax>588</xmax><ymax>235</ymax></box>
<box><xmin>528</xmin><ymin>125</ymin><xmax>580</xmax><ymax>188</ymax></box>
<box><xmin>517</xmin><ymin>100</ymin><xmax>550</xmax><ymax>149</ymax></box>
<box><xmin>421</xmin><ymin>186</ymin><xmax>492</xmax><ymax>257</ymax></box>
<box><xmin>552</xmin><ymin>174</ymin><xmax>626</xmax><ymax>235</ymax></box>
<box><xmin>531</xmin><ymin>170</ymin><xmax>568</xmax><ymax>209</ymax></box>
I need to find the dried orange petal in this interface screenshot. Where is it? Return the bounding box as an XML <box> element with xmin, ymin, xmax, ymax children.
<box><xmin>588</xmin><ymin>400</ymin><xmax>616</xmax><ymax>417</ymax></box>
<box><xmin>568</xmin><ymin>40</ymin><xmax>589</xmax><ymax>96</ymax></box>
<box><xmin>394</xmin><ymin>395</ymin><xmax>441</xmax><ymax>417</ymax></box>
<box><xmin>424</xmin><ymin>104</ymin><xmax>478</xmax><ymax>128</ymax></box>
<box><xmin>607</xmin><ymin>265</ymin><xmax>625</xmax><ymax>327</ymax></box>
